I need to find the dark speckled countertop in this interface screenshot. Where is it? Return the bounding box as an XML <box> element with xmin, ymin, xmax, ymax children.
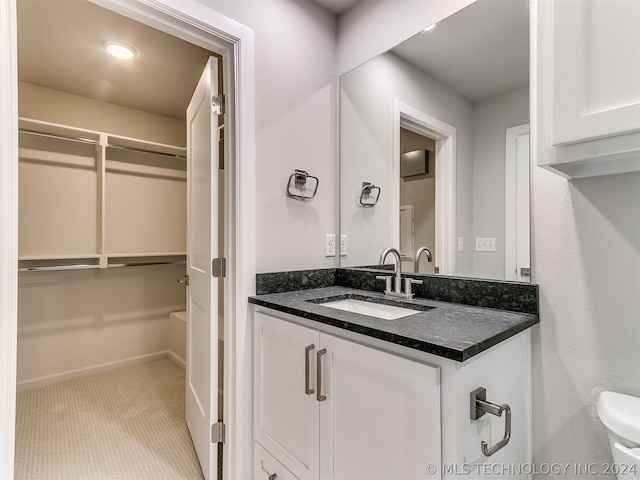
<box><xmin>249</xmin><ymin>286</ymin><xmax>539</xmax><ymax>362</ymax></box>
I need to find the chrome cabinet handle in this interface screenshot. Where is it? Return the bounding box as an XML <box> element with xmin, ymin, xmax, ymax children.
<box><xmin>316</xmin><ymin>348</ymin><xmax>327</xmax><ymax>402</ymax></box>
<box><xmin>304</xmin><ymin>344</ymin><xmax>315</xmax><ymax>395</ymax></box>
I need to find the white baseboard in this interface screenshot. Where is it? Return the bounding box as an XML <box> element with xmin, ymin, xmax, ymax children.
<box><xmin>16</xmin><ymin>351</ymin><xmax>171</xmax><ymax>392</ymax></box>
<box><xmin>167</xmin><ymin>350</ymin><xmax>186</xmax><ymax>371</ymax></box>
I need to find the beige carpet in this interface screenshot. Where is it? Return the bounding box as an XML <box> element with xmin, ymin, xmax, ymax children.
<box><xmin>15</xmin><ymin>359</ymin><xmax>205</xmax><ymax>480</ymax></box>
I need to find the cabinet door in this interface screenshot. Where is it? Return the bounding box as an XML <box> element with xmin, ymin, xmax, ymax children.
<box><xmin>319</xmin><ymin>334</ymin><xmax>441</xmax><ymax>480</ymax></box>
<box><xmin>254</xmin><ymin>312</ymin><xmax>320</xmax><ymax>480</ymax></box>
<box><xmin>254</xmin><ymin>442</ymin><xmax>300</xmax><ymax>480</ymax></box>
<box><xmin>551</xmin><ymin>0</ymin><xmax>640</xmax><ymax>146</ymax></box>
<box><xmin>536</xmin><ymin>0</ymin><xmax>640</xmax><ymax>178</ymax></box>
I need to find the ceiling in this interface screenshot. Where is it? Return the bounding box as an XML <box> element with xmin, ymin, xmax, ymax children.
<box><xmin>17</xmin><ymin>0</ymin><xmax>214</xmax><ymax>121</ymax></box>
<box><xmin>17</xmin><ymin>0</ymin><xmax>526</xmax><ymax>122</ymax></box>
<box><xmin>17</xmin><ymin>0</ymin><xmax>356</xmax><ymax>121</ymax></box>
<box><xmin>391</xmin><ymin>0</ymin><xmax>529</xmax><ymax>103</ymax></box>
<box><xmin>312</xmin><ymin>0</ymin><xmax>361</xmax><ymax>15</ymax></box>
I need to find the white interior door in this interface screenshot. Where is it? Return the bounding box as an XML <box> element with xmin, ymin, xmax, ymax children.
<box><xmin>505</xmin><ymin>124</ymin><xmax>530</xmax><ymax>282</ymax></box>
<box><xmin>186</xmin><ymin>57</ymin><xmax>220</xmax><ymax>480</ymax></box>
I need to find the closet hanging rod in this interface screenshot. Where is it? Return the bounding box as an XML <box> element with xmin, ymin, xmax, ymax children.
<box><xmin>19</xmin><ymin>128</ymin><xmax>100</xmax><ymax>146</ymax></box>
<box><xmin>106</xmin><ymin>143</ymin><xmax>186</xmax><ymax>160</ymax></box>
<box><xmin>108</xmin><ymin>260</ymin><xmax>186</xmax><ymax>268</ymax></box>
<box><xmin>19</xmin><ymin>264</ymin><xmax>101</xmax><ymax>272</ymax></box>
<box><xmin>19</xmin><ymin>260</ymin><xmax>185</xmax><ymax>272</ymax></box>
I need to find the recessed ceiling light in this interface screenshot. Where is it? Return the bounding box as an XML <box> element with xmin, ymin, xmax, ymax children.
<box><xmin>423</xmin><ymin>23</ymin><xmax>439</xmax><ymax>33</ymax></box>
<box><xmin>102</xmin><ymin>41</ymin><xmax>137</xmax><ymax>60</ymax></box>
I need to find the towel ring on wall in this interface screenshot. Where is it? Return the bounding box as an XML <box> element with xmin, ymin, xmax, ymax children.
<box><xmin>470</xmin><ymin>387</ymin><xmax>512</xmax><ymax>457</ymax></box>
<box><xmin>286</xmin><ymin>169</ymin><xmax>319</xmax><ymax>200</ymax></box>
<box><xmin>358</xmin><ymin>182</ymin><xmax>381</xmax><ymax>207</ymax></box>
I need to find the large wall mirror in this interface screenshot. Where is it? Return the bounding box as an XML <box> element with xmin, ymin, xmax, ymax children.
<box><xmin>339</xmin><ymin>0</ymin><xmax>531</xmax><ymax>282</ymax></box>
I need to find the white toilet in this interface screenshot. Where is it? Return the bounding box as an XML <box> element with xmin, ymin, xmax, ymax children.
<box><xmin>598</xmin><ymin>391</ymin><xmax>640</xmax><ymax>479</ymax></box>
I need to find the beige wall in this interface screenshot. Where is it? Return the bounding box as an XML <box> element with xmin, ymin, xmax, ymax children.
<box><xmin>17</xmin><ymin>265</ymin><xmax>186</xmax><ymax>389</ymax></box>
<box><xmin>19</xmin><ymin>82</ymin><xmax>186</xmax><ymax>146</ymax></box>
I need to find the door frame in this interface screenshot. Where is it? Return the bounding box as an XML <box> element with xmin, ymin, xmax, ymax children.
<box><xmin>505</xmin><ymin>123</ymin><xmax>530</xmax><ymax>281</ymax></box>
<box><xmin>0</xmin><ymin>1</ymin><xmax>256</xmax><ymax>478</ymax></box>
<box><xmin>393</xmin><ymin>100</ymin><xmax>456</xmax><ymax>275</ymax></box>
<box><xmin>0</xmin><ymin>0</ymin><xmax>19</xmax><ymax>478</ymax></box>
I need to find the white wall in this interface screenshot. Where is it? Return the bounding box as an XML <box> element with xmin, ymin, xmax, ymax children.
<box><xmin>339</xmin><ymin>51</ymin><xmax>473</xmax><ymax>270</ymax></box>
<box><xmin>472</xmin><ymin>87</ymin><xmax>529</xmax><ymax>279</ymax></box>
<box><xmin>531</xmin><ymin>169</ymin><xmax>640</xmax><ymax>470</ymax></box>
<box><xmin>196</xmin><ymin>0</ymin><xmax>338</xmax><ymax>273</ymax></box>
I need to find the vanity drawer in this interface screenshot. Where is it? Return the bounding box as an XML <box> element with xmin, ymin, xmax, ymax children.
<box><xmin>254</xmin><ymin>442</ymin><xmax>299</xmax><ymax>480</ymax></box>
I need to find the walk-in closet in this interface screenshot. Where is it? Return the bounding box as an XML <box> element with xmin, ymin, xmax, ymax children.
<box><xmin>15</xmin><ymin>1</ymin><xmax>224</xmax><ymax>478</ymax></box>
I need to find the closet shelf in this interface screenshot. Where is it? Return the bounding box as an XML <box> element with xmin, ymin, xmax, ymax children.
<box><xmin>19</xmin><ymin>118</ymin><xmax>102</xmax><ymax>144</ymax></box>
<box><xmin>19</xmin><ymin>253</ymin><xmax>186</xmax><ymax>272</ymax></box>
<box><xmin>19</xmin><ymin>117</ymin><xmax>188</xmax><ymax>269</ymax></box>
<box><xmin>18</xmin><ymin>254</ymin><xmax>102</xmax><ymax>261</ymax></box>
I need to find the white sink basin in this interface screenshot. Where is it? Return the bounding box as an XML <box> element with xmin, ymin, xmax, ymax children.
<box><xmin>320</xmin><ymin>298</ymin><xmax>420</xmax><ymax>320</ymax></box>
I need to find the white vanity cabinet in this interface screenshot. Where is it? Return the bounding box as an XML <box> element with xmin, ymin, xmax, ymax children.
<box><xmin>536</xmin><ymin>0</ymin><xmax>640</xmax><ymax>178</ymax></box>
<box><xmin>253</xmin><ymin>309</ymin><xmax>441</xmax><ymax>480</ymax></box>
<box><xmin>252</xmin><ymin>302</ymin><xmax>534</xmax><ymax>480</ymax></box>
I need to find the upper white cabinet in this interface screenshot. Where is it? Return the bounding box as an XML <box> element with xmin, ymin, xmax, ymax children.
<box><xmin>536</xmin><ymin>0</ymin><xmax>640</xmax><ymax>178</ymax></box>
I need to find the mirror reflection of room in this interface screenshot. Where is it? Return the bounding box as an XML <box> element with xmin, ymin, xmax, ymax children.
<box><xmin>339</xmin><ymin>0</ymin><xmax>530</xmax><ymax>282</ymax></box>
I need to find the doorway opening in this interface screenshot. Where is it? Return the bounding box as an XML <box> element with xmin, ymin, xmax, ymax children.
<box><xmin>393</xmin><ymin>100</ymin><xmax>457</xmax><ymax>276</ymax></box>
<box><xmin>14</xmin><ymin>1</ymin><xmax>229</xmax><ymax>478</ymax></box>
<box><xmin>399</xmin><ymin>128</ymin><xmax>436</xmax><ymax>274</ymax></box>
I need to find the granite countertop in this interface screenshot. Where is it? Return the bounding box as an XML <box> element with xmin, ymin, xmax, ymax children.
<box><xmin>249</xmin><ymin>286</ymin><xmax>539</xmax><ymax>362</ymax></box>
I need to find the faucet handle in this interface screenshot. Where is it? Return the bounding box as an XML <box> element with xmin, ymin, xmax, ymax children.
<box><xmin>376</xmin><ymin>275</ymin><xmax>393</xmax><ymax>293</ymax></box>
<box><xmin>403</xmin><ymin>277</ymin><xmax>423</xmax><ymax>298</ymax></box>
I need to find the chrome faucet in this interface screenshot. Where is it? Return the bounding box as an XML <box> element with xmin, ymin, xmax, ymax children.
<box><xmin>414</xmin><ymin>246</ymin><xmax>433</xmax><ymax>273</ymax></box>
<box><xmin>377</xmin><ymin>247</ymin><xmax>422</xmax><ymax>299</ymax></box>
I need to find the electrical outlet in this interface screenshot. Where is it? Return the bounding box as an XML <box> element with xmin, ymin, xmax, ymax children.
<box><xmin>325</xmin><ymin>234</ymin><xmax>336</xmax><ymax>257</ymax></box>
<box><xmin>458</xmin><ymin>237</ymin><xmax>464</xmax><ymax>252</ymax></box>
<box><xmin>340</xmin><ymin>235</ymin><xmax>347</xmax><ymax>256</ymax></box>
<box><xmin>475</xmin><ymin>237</ymin><xmax>496</xmax><ymax>252</ymax></box>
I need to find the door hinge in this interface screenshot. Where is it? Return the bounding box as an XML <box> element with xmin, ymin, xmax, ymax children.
<box><xmin>212</xmin><ymin>94</ymin><xmax>225</xmax><ymax>116</ymax></box>
<box><xmin>212</xmin><ymin>258</ymin><xmax>226</xmax><ymax>278</ymax></box>
<box><xmin>211</xmin><ymin>421</ymin><xmax>226</xmax><ymax>444</ymax></box>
